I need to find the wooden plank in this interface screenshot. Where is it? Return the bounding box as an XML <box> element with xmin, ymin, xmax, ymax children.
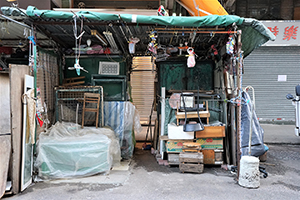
<box><xmin>153</xmin><ymin>119</ymin><xmax>159</xmax><ymax>150</ymax></box>
<box><xmin>10</xmin><ymin>64</ymin><xmax>30</xmax><ymax>194</ymax></box>
<box><xmin>62</xmin><ymin>81</ymin><xmax>85</xmax><ymax>86</ymax></box>
<box><xmin>175</xmin><ymin>111</ymin><xmax>210</xmax><ymax>118</ymax></box>
<box><xmin>179</xmin><ymin>163</ymin><xmax>204</xmax><ymax>173</ymax></box>
<box><xmin>195</xmin><ymin>125</ymin><xmax>225</xmax><ymax>138</ymax></box>
<box><xmin>0</xmin><ymin>135</ymin><xmax>11</xmax><ymax>198</ymax></box>
<box><xmin>179</xmin><ymin>152</ymin><xmax>203</xmax><ymax>163</ymax></box>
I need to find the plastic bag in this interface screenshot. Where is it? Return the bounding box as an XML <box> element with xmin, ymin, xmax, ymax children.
<box><xmin>187</xmin><ymin>48</ymin><xmax>196</xmax><ymax>68</ymax></box>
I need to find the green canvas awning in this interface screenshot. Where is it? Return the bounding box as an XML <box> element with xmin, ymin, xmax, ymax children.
<box><xmin>25</xmin><ymin>6</ymin><xmax>275</xmax><ymax>57</ymax></box>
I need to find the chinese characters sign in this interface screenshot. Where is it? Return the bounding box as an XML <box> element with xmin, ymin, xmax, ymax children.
<box><xmin>263</xmin><ymin>21</ymin><xmax>300</xmax><ymax>46</ymax></box>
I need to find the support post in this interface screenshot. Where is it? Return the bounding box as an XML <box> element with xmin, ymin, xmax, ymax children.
<box><xmin>236</xmin><ymin>30</ymin><xmax>243</xmax><ymax>179</ymax></box>
<box><xmin>160</xmin><ymin>87</ymin><xmax>166</xmax><ymax>159</ymax></box>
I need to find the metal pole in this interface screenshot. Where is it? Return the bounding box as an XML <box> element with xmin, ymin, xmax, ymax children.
<box><xmin>0</xmin><ymin>14</ymin><xmax>31</xmax><ymax>29</ymax></box>
<box><xmin>236</xmin><ymin>30</ymin><xmax>243</xmax><ymax>179</ymax></box>
<box><xmin>160</xmin><ymin>87</ymin><xmax>166</xmax><ymax>159</ymax></box>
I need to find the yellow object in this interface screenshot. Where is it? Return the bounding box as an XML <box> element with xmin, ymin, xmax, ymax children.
<box><xmin>180</xmin><ymin>0</ymin><xmax>228</xmax><ymax>16</ymax></box>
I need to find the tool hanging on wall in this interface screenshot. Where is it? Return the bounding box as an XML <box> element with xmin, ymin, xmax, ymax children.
<box><xmin>68</xmin><ymin>13</ymin><xmax>88</xmax><ymax>76</ymax></box>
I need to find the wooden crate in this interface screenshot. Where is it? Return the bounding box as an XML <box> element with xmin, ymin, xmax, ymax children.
<box><xmin>179</xmin><ymin>152</ymin><xmax>203</xmax><ymax>163</ymax></box>
<box><xmin>195</xmin><ymin>125</ymin><xmax>225</xmax><ymax>138</ymax></box>
<box><xmin>179</xmin><ymin>163</ymin><xmax>204</xmax><ymax>173</ymax></box>
<box><xmin>168</xmin><ymin>154</ymin><xmax>180</xmax><ymax>165</ymax></box>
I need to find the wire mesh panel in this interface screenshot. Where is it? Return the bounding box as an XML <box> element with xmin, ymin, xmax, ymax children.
<box><xmin>55</xmin><ymin>86</ymin><xmax>104</xmax><ymax>127</ymax></box>
<box><xmin>36</xmin><ymin>50</ymin><xmax>59</xmax><ymax>129</ymax></box>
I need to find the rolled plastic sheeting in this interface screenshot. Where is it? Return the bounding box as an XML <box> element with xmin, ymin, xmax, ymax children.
<box><xmin>238</xmin><ymin>156</ymin><xmax>260</xmax><ymax>188</ymax></box>
<box><xmin>35</xmin><ymin>122</ymin><xmax>121</xmax><ymax>179</ymax></box>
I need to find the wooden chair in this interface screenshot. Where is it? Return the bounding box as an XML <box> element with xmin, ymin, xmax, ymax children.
<box><xmin>81</xmin><ymin>93</ymin><xmax>100</xmax><ymax>128</ymax></box>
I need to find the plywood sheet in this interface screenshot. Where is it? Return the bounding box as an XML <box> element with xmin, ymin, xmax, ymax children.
<box><xmin>0</xmin><ymin>73</ymin><xmax>10</xmax><ymax>134</ymax></box>
<box><xmin>10</xmin><ymin>64</ymin><xmax>30</xmax><ymax>194</ymax></box>
<box><xmin>0</xmin><ymin>135</ymin><xmax>11</xmax><ymax>198</ymax></box>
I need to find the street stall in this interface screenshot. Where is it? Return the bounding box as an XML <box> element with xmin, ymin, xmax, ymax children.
<box><xmin>0</xmin><ymin>5</ymin><xmax>275</xmax><ymax>195</ymax></box>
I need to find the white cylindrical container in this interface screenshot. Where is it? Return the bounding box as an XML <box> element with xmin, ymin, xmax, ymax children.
<box><xmin>238</xmin><ymin>156</ymin><xmax>260</xmax><ymax>188</ymax></box>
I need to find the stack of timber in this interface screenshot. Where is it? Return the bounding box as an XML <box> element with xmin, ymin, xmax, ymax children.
<box><xmin>179</xmin><ymin>142</ymin><xmax>204</xmax><ymax>173</ymax></box>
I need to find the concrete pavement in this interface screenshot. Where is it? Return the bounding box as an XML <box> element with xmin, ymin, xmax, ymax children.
<box><xmin>3</xmin><ymin>123</ymin><xmax>300</xmax><ymax>200</ymax></box>
<box><xmin>261</xmin><ymin>123</ymin><xmax>300</xmax><ymax>144</ymax></box>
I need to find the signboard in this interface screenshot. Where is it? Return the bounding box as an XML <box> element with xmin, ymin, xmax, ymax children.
<box><xmin>262</xmin><ymin>21</ymin><xmax>300</xmax><ymax>46</ymax></box>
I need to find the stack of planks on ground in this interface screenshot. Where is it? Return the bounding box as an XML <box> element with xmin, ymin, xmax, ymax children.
<box><xmin>179</xmin><ymin>142</ymin><xmax>204</xmax><ymax>173</ymax></box>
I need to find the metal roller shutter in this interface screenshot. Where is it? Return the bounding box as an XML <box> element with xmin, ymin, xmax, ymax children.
<box><xmin>243</xmin><ymin>46</ymin><xmax>300</xmax><ymax>121</ymax></box>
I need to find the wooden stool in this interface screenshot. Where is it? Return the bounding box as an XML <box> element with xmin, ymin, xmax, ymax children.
<box><xmin>81</xmin><ymin>93</ymin><xmax>100</xmax><ymax>128</ymax></box>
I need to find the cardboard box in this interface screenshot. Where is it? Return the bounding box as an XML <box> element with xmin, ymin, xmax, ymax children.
<box><xmin>195</xmin><ymin>125</ymin><xmax>225</xmax><ymax>138</ymax></box>
<box><xmin>168</xmin><ymin>124</ymin><xmax>194</xmax><ymax>140</ymax></box>
<box><xmin>166</xmin><ymin>140</ymin><xmax>193</xmax><ymax>153</ymax></box>
<box><xmin>195</xmin><ymin>138</ymin><xmax>223</xmax><ymax>149</ymax></box>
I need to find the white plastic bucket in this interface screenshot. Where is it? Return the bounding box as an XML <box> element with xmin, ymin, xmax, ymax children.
<box><xmin>238</xmin><ymin>156</ymin><xmax>260</xmax><ymax>188</ymax></box>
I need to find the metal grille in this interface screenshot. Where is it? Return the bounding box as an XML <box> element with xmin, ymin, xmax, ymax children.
<box><xmin>243</xmin><ymin>46</ymin><xmax>300</xmax><ymax>121</ymax></box>
<box><xmin>55</xmin><ymin>86</ymin><xmax>104</xmax><ymax>126</ymax></box>
<box><xmin>36</xmin><ymin>50</ymin><xmax>59</xmax><ymax>128</ymax></box>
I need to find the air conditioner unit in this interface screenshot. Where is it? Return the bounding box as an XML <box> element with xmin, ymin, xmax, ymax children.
<box><xmin>99</xmin><ymin>62</ymin><xmax>119</xmax><ymax>75</ymax></box>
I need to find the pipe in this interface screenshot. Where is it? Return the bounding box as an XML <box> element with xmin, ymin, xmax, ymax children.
<box><xmin>244</xmin><ymin>86</ymin><xmax>255</xmax><ymax>156</ymax></box>
<box><xmin>0</xmin><ymin>14</ymin><xmax>31</xmax><ymax>29</ymax></box>
<box><xmin>160</xmin><ymin>87</ymin><xmax>166</xmax><ymax>159</ymax></box>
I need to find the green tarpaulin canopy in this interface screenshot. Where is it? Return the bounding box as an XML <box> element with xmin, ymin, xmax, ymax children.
<box><xmin>26</xmin><ymin>6</ymin><xmax>275</xmax><ymax>57</ymax></box>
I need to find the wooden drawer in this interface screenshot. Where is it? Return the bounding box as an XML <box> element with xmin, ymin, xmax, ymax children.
<box><xmin>195</xmin><ymin>125</ymin><xmax>225</xmax><ymax>138</ymax></box>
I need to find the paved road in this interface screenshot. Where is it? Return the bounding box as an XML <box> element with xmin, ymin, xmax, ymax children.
<box><xmin>4</xmin><ymin>141</ymin><xmax>300</xmax><ymax>200</ymax></box>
